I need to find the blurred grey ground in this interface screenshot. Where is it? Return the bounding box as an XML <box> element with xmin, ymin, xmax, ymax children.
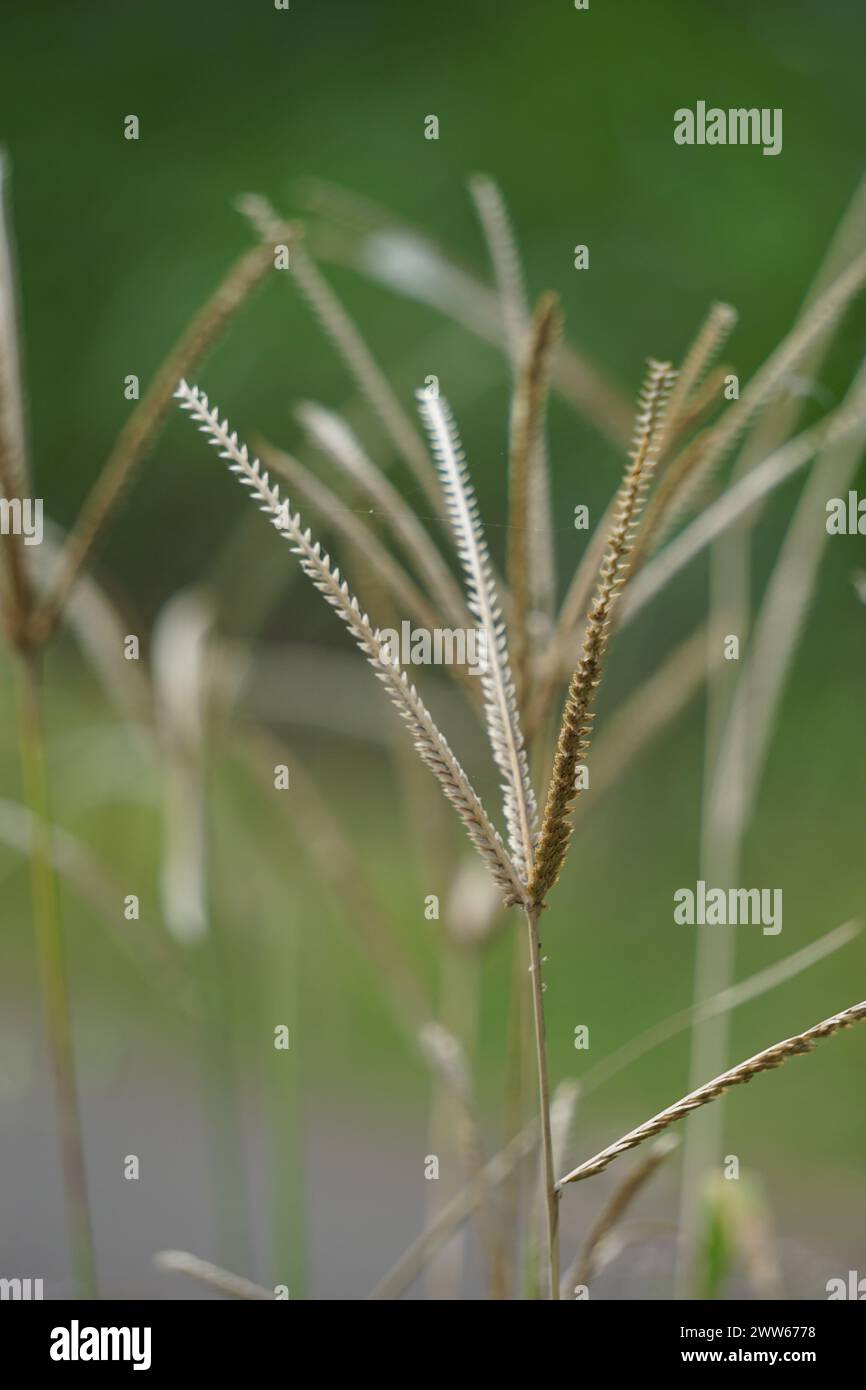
<box><xmin>3</xmin><ymin>1033</ymin><xmax>863</xmax><ymax>1301</ymax></box>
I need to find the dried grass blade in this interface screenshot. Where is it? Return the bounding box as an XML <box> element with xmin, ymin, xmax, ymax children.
<box><xmin>35</xmin><ymin>236</ymin><xmax>282</xmax><ymax>638</ymax></box>
<box><xmin>302</xmin><ymin>187</ymin><xmax>633</xmax><ymax>449</ymax></box>
<box><xmin>238</xmin><ymin>194</ymin><xmax>441</xmax><ymax>512</ymax></box>
<box><xmin>707</xmin><ymin>356</ymin><xmax>866</xmax><ymax>851</ymax></box>
<box><xmin>507</xmin><ymin>293</ymin><xmax>562</xmax><ymax>694</ymax></box>
<box><xmin>368</xmin><ymin>1121</ymin><xmax>540</xmax><ymax>1300</ymax></box>
<box><xmin>467</xmin><ymin>173</ymin><xmax>529</xmax><ymax>372</ymax></box>
<box><xmin>259</xmin><ymin>439</ymin><xmax>444</xmax><ymax>637</ymax></box>
<box><xmin>651</xmin><ymin>246</ymin><xmax>866</xmax><ymax>540</ymax></box>
<box><xmin>240</xmin><ymin>728</ymin><xmax>433</xmax><ymax>1032</ymax></box>
<box><xmin>620</xmin><ymin>385</ymin><xmax>866</xmax><ymax>627</ymax></box>
<box><xmin>737</xmin><ymin>170</ymin><xmax>866</xmax><ymax>476</ymax></box>
<box><xmin>561</xmin><ymin>1135</ymin><xmax>679</xmax><ymax>1295</ymax></box>
<box><xmin>0</xmin><ymin>152</ymin><xmax>33</xmax><ymax>642</ymax></box>
<box><xmin>155</xmin><ymin>1250</ymin><xmax>274</xmax><ymax>1301</ymax></box>
<box><xmin>571</xmin><ymin>622</ymin><xmax>714</xmax><ymax>821</ymax></box>
<box><xmin>296</xmin><ymin>401</ymin><xmax>468</xmax><ymax>627</ymax></box>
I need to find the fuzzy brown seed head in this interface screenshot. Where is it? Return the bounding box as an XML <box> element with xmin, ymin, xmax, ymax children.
<box><xmin>529</xmin><ymin>360</ymin><xmax>675</xmax><ymax>907</ymax></box>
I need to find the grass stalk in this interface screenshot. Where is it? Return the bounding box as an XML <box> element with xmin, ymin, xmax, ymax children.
<box><xmin>507</xmin><ymin>293</ymin><xmax>561</xmax><ymax>699</ymax></box>
<box><xmin>467</xmin><ymin>173</ymin><xmax>530</xmax><ymax>371</ymax></box>
<box><xmin>238</xmin><ymin>196</ymin><xmax>443</xmax><ymax>514</ymax></box>
<box><xmin>33</xmin><ymin>235</ymin><xmax>283</xmax><ymax>640</ymax></box>
<box><xmin>499</xmin><ymin>923</ymin><xmax>532</xmax><ymax>1296</ymax></box>
<box><xmin>524</xmin><ymin>903</ymin><xmax>559</xmax><ymax>1299</ymax></box>
<box><xmin>14</xmin><ymin>650</ymin><xmax>97</xmax><ymax>1298</ymax></box>
<box><xmin>620</xmin><ymin>388</ymin><xmax>866</xmax><ymax>627</ymax></box>
<box><xmin>370</xmin><ymin>916</ymin><xmax>859</xmax><ymax>1298</ymax></box>
<box><xmin>155</xmin><ymin>1250</ymin><xmax>274</xmax><ymax>1301</ymax></box>
<box><xmin>303</xmin><ymin>182</ymin><xmax>634</xmax><ymax>449</ymax></box>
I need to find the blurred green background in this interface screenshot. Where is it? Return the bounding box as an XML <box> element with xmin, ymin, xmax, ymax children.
<box><xmin>0</xmin><ymin>0</ymin><xmax>864</xmax><ymax>1298</ymax></box>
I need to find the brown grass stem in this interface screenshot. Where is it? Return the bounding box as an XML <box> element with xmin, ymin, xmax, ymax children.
<box><xmin>33</xmin><ymin>236</ymin><xmax>282</xmax><ymax>639</ymax></box>
<box><xmin>507</xmin><ymin>293</ymin><xmax>561</xmax><ymax>701</ymax></box>
<box><xmin>318</xmin><ymin>201</ymin><xmax>634</xmax><ymax>449</ymax></box>
<box><xmin>238</xmin><ymin>195</ymin><xmax>442</xmax><ymax>514</ymax></box>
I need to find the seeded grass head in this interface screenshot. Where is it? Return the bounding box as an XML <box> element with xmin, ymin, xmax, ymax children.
<box><xmin>170</xmin><ymin>170</ymin><xmax>866</xmax><ymax>1302</ymax></box>
<box><xmin>175</xmin><ymin>380</ymin><xmax>527</xmax><ymax>907</ymax></box>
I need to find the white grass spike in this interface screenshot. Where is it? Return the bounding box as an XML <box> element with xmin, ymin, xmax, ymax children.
<box><xmin>417</xmin><ymin>388</ymin><xmax>537</xmax><ymax>879</ymax></box>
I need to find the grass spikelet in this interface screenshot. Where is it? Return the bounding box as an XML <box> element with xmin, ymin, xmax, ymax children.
<box><xmin>559</xmin><ymin>999</ymin><xmax>866</xmax><ymax>1186</ymax></box>
<box><xmin>175</xmin><ymin>380</ymin><xmax>525</xmax><ymax>907</ymax></box>
<box><xmin>529</xmin><ymin>360</ymin><xmax>675</xmax><ymax>907</ymax></box>
<box><xmin>538</xmin><ymin>307</ymin><xmax>733</xmax><ymax>720</ymax></box>
<box><xmin>660</xmin><ymin>301</ymin><xmax>737</xmax><ymax>451</ymax></box>
<box><xmin>507</xmin><ymin>292</ymin><xmax>562</xmax><ymax>697</ymax></box>
<box><xmin>417</xmin><ymin>389</ymin><xmax>537</xmax><ymax>879</ymax></box>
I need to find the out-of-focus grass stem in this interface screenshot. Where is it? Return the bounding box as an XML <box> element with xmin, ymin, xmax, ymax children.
<box><xmin>14</xmin><ymin>650</ymin><xmax>97</xmax><ymax>1298</ymax></box>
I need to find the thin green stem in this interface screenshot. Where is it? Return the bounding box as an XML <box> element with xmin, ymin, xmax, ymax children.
<box><xmin>499</xmin><ymin>923</ymin><xmax>531</xmax><ymax>1297</ymax></box>
<box><xmin>14</xmin><ymin>651</ymin><xmax>97</xmax><ymax>1298</ymax></box>
<box><xmin>524</xmin><ymin>905</ymin><xmax>559</xmax><ymax>1299</ymax></box>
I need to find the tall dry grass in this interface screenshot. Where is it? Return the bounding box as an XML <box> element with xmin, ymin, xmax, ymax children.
<box><xmin>3</xmin><ymin>152</ymin><xmax>866</xmax><ymax>1299</ymax></box>
<box><xmin>173</xmin><ymin>174</ymin><xmax>866</xmax><ymax>1299</ymax></box>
